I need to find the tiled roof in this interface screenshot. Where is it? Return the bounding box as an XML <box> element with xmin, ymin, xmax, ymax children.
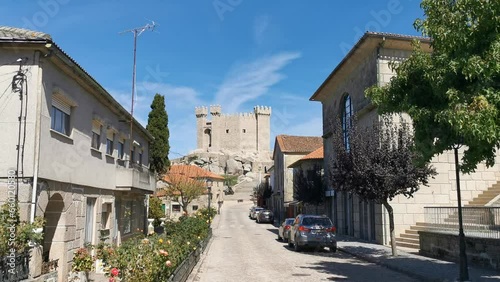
<box><xmin>164</xmin><ymin>164</ymin><xmax>224</xmax><ymax>182</ymax></box>
<box><xmin>276</xmin><ymin>135</ymin><xmax>323</xmax><ymax>153</ymax></box>
<box><xmin>288</xmin><ymin>146</ymin><xmax>324</xmax><ymax>168</ymax></box>
<box><xmin>0</xmin><ymin>26</ymin><xmax>51</xmax><ymax>41</ymax></box>
<box><xmin>301</xmin><ymin>146</ymin><xmax>323</xmax><ymax>160</ymax></box>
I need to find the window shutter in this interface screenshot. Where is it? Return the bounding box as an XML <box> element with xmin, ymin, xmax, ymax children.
<box><xmin>92</xmin><ymin>121</ymin><xmax>101</xmax><ymax>134</ymax></box>
<box><xmin>52</xmin><ymin>95</ymin><xmax>71</xmax><ymax>115</ymax></box>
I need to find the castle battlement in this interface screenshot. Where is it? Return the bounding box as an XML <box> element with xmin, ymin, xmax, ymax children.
<box><xmin>195</xmin><ymin>106</ymin><xmax>208</xmax><ymax>117</ymax></box>
<box><xmin>210</xmin><ymin>105</ymin><xmax>221</xmax><ymax>116</ymax></box>
<box><xmin>254</xmin><ymin>105</ymin><xmax>272</xmax><ymax>115</ymax></box>
<box><xmin>195</xmin><ymin>105</ymin><xmax>271</xmax><ymax>153</ymax></box>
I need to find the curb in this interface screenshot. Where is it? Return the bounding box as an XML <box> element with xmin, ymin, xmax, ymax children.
<box><xmin>338</xmin><ymin>247</ymin><xmax>448</xmax><ymax>282</ymax></box>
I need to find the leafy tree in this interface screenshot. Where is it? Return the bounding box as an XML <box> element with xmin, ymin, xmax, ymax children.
<box><xmin>328</xmin><ymin>116</ymin><xmax>436</xmax><ymax>256</ymax></box>
<box><xmin>147</xmin><ymin>94</ymin><xmax>170</xmax><ymax>176</ymax></box>
<box><xmin>148</xmin><ymin>196</ymin><xmax>164</xmax><ymax>227</ymax></box>
<box><xmin>162</xmin><ymin>166</ymin><xmax>208</xmax><ymax>213</ymax></box>
<box><xmin>293</xmin><ymin>165</ymin><xmax>325</xmax><ymax>208</ymax></box>
<box><xmin>367</xmin><ymin>0</ymin><xmax>500</xmax><ymax>173</ymax></box>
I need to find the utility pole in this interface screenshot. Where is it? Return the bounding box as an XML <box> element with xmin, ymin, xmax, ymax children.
<box><xmin>120</xmin><ymin>21</ymin><xmax>156</xmax><ymax>167</ymax></box>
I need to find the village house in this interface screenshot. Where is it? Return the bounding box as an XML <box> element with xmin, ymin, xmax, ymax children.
<box><xmin>310</xmin><ymin>31</ymin><xmax>500</xmax><ymax>249</ymax></box>
<box><xmin>0</xmin><ymin>26</ymin><xmax>155</xmax><ymax>280</ymax></box>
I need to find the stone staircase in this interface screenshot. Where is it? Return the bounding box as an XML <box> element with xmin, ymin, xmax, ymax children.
<box><xmin>395</xmin><ymin>181</ymin><xmax>500</xmax><ymax>251</ymax></box>
<box><xmin>223</xmin><ymin>179</ymin><xmax>258</xmax><ymax>202</ymax></box>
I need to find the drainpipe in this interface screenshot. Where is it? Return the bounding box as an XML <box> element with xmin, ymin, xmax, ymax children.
<box><xmin>30</xmin><ymin>50</ymin><xmax>43</xmax><ymax>223</ymax></box>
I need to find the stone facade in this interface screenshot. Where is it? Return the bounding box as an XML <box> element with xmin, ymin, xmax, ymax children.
<box><xmin>419</xmin><ymin>231</ymin><xmax>500</xmax><ymax>271</ymax></box>
<box><xmin>311</xmin><ymin>32</ymin><xmax>500</xmax><ymax>245</ymax></box>
<box><xmin>195</xmin><ymin>105</ymin><xmax>271</xmax><ymax>154</ymax></box>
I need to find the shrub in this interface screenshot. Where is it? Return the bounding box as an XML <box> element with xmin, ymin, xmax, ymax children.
<box><xmin>72</xmin><ymin>247</ymin><xmax>93</xmax><ymax>272</ymax></box>
<box><xmin>106</xmin><ymin>214</ymin><xmax>210</xmax><ymax>281</ymax></box>
<box><xmin>0</xmin><ymin>203</ymin><xmax>45</xmax><ymax>256</ymax></box>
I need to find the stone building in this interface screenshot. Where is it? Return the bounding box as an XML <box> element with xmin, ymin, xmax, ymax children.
<box><xmin>0</xmin><ymin>26</ymin><xmax>155</xmax><ymax>280</ymax></box>
<box><xmin>310</xmin><ymin>32</ymin><xmax>500</xmax><ymax>248</ymax></box>
<box><xmin>195</xmin><ymin>105</ymin><xmax>271</xmax><ymax>154</ymax></box>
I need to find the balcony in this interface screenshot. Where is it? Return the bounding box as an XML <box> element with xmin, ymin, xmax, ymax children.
<box><xmin>116</xmin><ymin>166</ymin><xmax>155</xmax><ymax>193</ymax></box>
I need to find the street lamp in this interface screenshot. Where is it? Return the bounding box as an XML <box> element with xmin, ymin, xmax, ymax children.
<box><xmin>452</xmin><ymin>142</ymin><xmax>469</xmax><ymax>281</ymax></box>
<box><xmin>206</xmin><ymin>178</ymin><xmax>213</xmax><ymax>210</ymax></box>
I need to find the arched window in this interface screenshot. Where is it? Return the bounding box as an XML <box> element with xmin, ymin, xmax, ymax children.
<box><xmin>342</xmin><ymin>95</ymin><xmax>352</xmax><ymax>151</ymax></box>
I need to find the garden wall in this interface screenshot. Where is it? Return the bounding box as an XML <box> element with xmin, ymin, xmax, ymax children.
<box><xmin>419</xmin><ymin>231</ymin><xmax>500</xmax><ymax>271</ymax></box>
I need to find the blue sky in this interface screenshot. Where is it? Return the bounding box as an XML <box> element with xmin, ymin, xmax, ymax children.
<box><xmin>3</xmin><ymin>0</ymin><xmax>425</xmax><ymax>158</ymax></box>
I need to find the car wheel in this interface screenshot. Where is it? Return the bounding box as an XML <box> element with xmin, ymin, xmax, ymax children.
<box><xmin>284</xmin><ymin>237</ymin><xmax>288</xmax><ymax>243</ymax></box>
<box><xmin>330</xmin><ymin>246</ymin><xmax>337</xmax><ymax>253</ymax></box>
<box><xmin>294</xmin><ymin>237</ymin><xmax>301</xmax><ymax>252</ymax></box>
<box><xmin>277</xmin><ymin>234</ymin><xmax>282</xmax><ymax>241</ymax></box>
<box><xmin>288</xmin><ymin>240</ymin><xmax>293</xmax><ymax>248</ymax></box>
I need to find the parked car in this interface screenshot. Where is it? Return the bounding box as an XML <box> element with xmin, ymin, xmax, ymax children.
<box><xmin>278</xmin><ymin>218</ymin><xmax>295</xmax><ymax>242</ymax></box>
<box><xmin>288</xmin><ymin>214</ymin><xmax>337</xmax><ymax>252</ymax></box>
<box><xmin>249</xmin><ymin>206</ymin><xmax>264</xmax><ymax>219</ymax></box>
<box><xmin>256</xmin><ymin>210</ymin><xmax>274</xmax><ymax>223</ymax></box>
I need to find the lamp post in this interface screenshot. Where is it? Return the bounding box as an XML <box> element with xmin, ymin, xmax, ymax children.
<box><xmin>206</xmin><ymin>179</ymin><xmax>213</xmax><ymax>210</ymax></box>
<box><xmin>452</xmin><ymin>142</ymin><xmax>469</xmax><ymax>281</ymax></box>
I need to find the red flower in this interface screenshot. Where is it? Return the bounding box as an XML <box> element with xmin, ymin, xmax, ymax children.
<box><xmin>109</xmin><ymin>278</ymin><xmax>115</xmax><ymax>282</ymax></box>
<box><xmin>110</xmin><ymin>268</ymin><xmax>120</xmax><ymax>277</ymax></box>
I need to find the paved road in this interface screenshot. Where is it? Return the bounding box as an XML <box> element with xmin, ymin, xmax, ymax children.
<box><xmin>188</xmin><ymin>200</ymin><xmax>418</xmax><ymax>282</ymax></box>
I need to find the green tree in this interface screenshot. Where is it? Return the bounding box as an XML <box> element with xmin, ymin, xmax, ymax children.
<box><xmin>367</xmin><ymin>0</ymin><xmax>500</xmax><ymax>173</ymax></box>
<box><xmin>328</xmin><ymin>117</ymin><xmax>436</xmax><ymax>256</ymax></box>
<box><xmin>146</xmin><ymin>94</ymin><xmax>170</xmax><ymax>176</ymax></box>
<box><xmin>148</xmin><ymin>196</ymin><xmax>164</xmax><ymax>227</ymax></box>
<box><xmin>293</xmin><ymin>166</ymin><xmax>325</xmax><ymax>208</ymax></box>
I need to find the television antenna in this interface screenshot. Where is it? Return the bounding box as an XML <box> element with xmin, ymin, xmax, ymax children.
<box><xmin>120</xmin><ymin>21</ymin><xmax>156</xmax><ymax>164</ymax></box>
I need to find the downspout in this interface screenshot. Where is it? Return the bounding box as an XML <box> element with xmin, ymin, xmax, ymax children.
<box><xmin>30</xmin><ymin>50</ymin><xmax>43</xmax><ymax>223</ymax></box>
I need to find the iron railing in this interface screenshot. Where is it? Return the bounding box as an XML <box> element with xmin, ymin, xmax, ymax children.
<box><xmin>424</xmin><ymin>207</ymin><xmax>500</xmax><ymax>239</ymax></box>
<box><xmin>0</xmin><ymin>252</ymin><xmax>29</xmax><ymax>282</ymax></box>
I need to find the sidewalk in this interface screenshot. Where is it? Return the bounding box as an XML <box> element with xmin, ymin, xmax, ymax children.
<box><xmin>336</xmin><ymin>236</ymin><xmax>500</xmax><ymax>282</ymax></box>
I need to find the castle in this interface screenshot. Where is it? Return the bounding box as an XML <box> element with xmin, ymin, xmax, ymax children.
<box><xmin>195</xmin><ymin>105</ymin><xmax>271</xmax><ymax>153</ymax></box>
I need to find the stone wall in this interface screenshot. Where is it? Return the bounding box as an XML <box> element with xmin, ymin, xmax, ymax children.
<box><xmin>419</xmin><ymin>231</ymin><xmax>500</xmax><ymax>271</ymax></box>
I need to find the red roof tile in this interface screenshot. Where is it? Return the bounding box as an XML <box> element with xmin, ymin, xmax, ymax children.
<box><xmin>276</xmin><ymin>135</ymin><xmax>323</xmax><ymax>153</ymax></box>
<box><xmin>288</xmin><ymin>146</ymin><xmax>324</xmax><ymax>168</ymax></box>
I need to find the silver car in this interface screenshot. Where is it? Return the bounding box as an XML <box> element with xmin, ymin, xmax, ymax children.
<box><xmin>288</xmin><ymin>214</ymin><xmax>337</xmax><ymax>252</ymax></box>
<box><xmin>249</xmin><ymin>206</ymin><xmax>264</xmax><ymax>220</ymax></box>
<box><xmin>278</xmin><ymin>218</ymin><xmax>295</xmax><ymax>242</ymax></box>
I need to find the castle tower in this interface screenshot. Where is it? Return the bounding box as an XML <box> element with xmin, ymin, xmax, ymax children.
<box><xmin>254</xmin><ymin>106</ymin><xmax>271</xmax><ymax>152</ymax></box>
<box><xmin>195</xmin><ymin>106</ymin><xmax>209</xmax><ymax>149</ymax></box>
<box><xmin>209</xmin><ymin>105</ymin><xmax>222</xmax><ymax>150</ymax></box>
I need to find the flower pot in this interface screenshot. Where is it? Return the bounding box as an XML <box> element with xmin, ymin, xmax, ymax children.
<box><xmin>68</xmin><ymin>271</ymin><xmax>88</xmax><ymax>282</ymax></box>
<box><xmin>147</xmin><ymin>218</ymin><xmax>155</xmax><ymax>235</ymax></box>
<box><xmin>95</xmin><ymin>259</ymin><xmax>105</xmax><ymax>274</ymax></box>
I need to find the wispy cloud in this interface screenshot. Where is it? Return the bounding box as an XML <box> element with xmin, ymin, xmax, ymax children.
<box><xmin>138</xmin><ymin>82</ymin><xmax>202</xmax><ymax>110</ymax></box>
<box><xmin>214</xmin><ymin>52</ymin><xmax>301</xmax><ymax>113</ymax></box>
<box><xmin>253</xmin><ymin>15</ymin><xmax>270</xmax><ymax>45</ymax></box>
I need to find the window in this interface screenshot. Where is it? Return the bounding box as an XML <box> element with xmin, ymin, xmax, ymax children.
<box><xmin>342</xmin><ymin>95</ymin><xmax>353</xmax><ymax>151</ymax></box>
<box><xmin>138</xmin><ymin>151</ymin><xmax>143</xmax><ymax>166</ymax></box>
<box><xmin>122</xmin><ymin>200</ymin><xmax>132</xmax><ymax>234</ymax></box>
<box><xmin>106</xmin><ymin>131</ymin><xmax>114</xmax><ymax>155</ymax></box>
<box><xmin>226</xmin><ymin>129</ymin><xmax>229</xmax><ymax>133</ymax></box>
<box><xmin>130</xmin><ymin>147</ymin><xmax>135</xmax><ymax>163</ymax></box>
<box><xmin>172</xmin><ymin>205</ymin><xmax>181</xmax><ymax>212</ymax></box>
<box><xmin>117</xmin><ymin>140</ymin><xmax>125</xmax><ymax>159</ymax></box>
<box><xmin>51</xmin><ymin>106</ymin><xmax>70</xmax><ymax>135</ymax></box>
<box><xmin>192</xmin><ymin>205</ymin><xmax>198</xmax><ymax>211</ymax></box>
<box><xmin>242</xmin><ymin>129</ymin><xmax>246</xmax><ymax>133</ymax></box>
<box><xmin>91</xmin><ymin>122</ymin><xmax>101</xmax><ymax>150</ymax></box>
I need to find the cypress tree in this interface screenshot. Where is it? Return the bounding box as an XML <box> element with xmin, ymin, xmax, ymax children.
<box><xmin>146</xmin><ymin>94</ymin><xmax>170</xmax><ymax>175</ymax></box>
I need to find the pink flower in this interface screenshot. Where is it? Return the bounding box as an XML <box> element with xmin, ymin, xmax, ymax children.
<box><xmin>159</xmin><ymin>249</ymin><xmax>168</xmax><ymax>256</ymax></box>
<box><xmin>110</xmin><ymin>268</ymin><xmax>119</xmax><ymax>277</ymax></box>
<box><xmin>165</xmin><ymin>260</ymin><xmax>172</xmax><ymax>267</ymax></box>
<box><xmin>109</xmin><ymin>278</ymin><xmax>115</xmax><ymax>282</ymax></box>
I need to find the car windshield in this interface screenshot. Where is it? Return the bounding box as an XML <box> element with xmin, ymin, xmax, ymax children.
<box><xmin>301</xmin><ymin>217</ymin><xmax>332</xmax><ymax>226</ymax></box>
<box><xmin>285</xmin><ymin>219</ymin><xmax>294</xmax><ymax>225</ymax></box>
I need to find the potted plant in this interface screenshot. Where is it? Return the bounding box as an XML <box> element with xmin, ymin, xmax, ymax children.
<box><xmin>69</xmin><ymin>247</ymin><xmax>93</xmax><ymax>282</ymax></box>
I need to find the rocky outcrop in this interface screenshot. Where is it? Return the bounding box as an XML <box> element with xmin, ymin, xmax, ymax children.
<box><xmin>172</xmin><ymin>149</ymin><xmax>273</xmax><ymax>181</ymax></box>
